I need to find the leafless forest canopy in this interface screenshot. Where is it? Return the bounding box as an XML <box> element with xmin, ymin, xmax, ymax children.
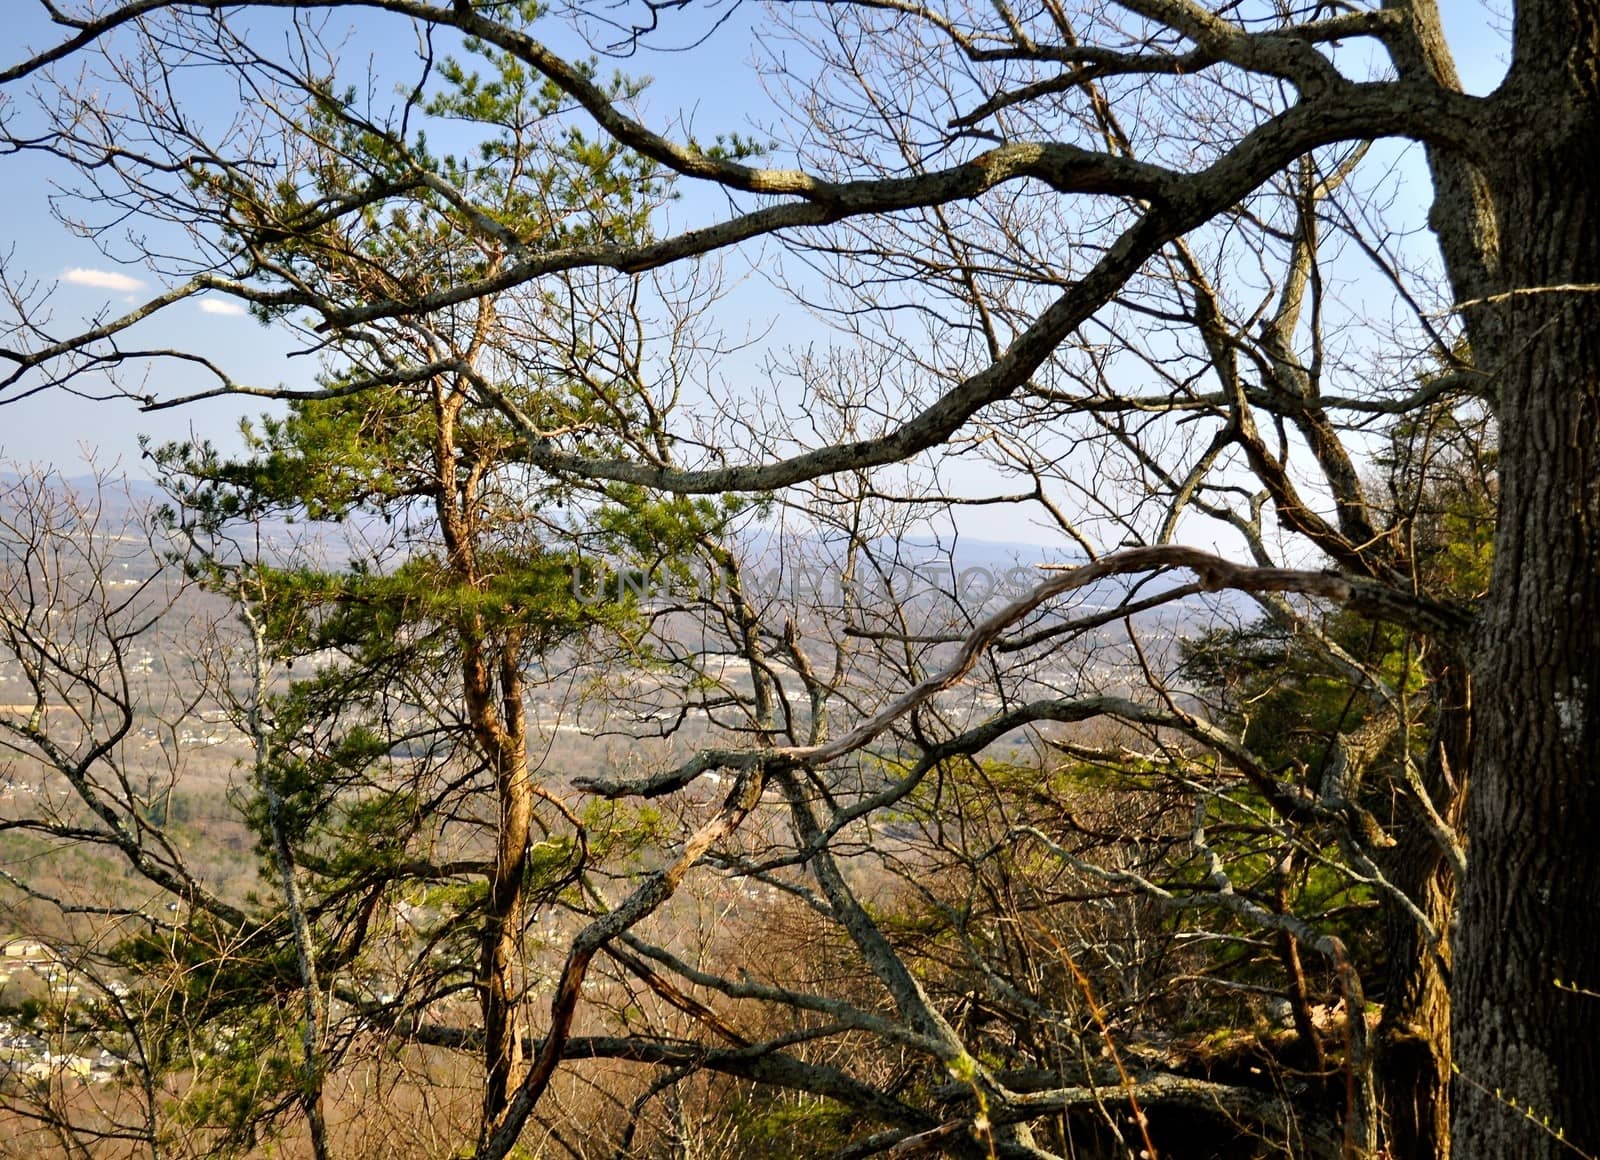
<box><xmin>1</xmin><ymin>3</ymin><xmax>1597</xmax><ymax>1160</ymax></box>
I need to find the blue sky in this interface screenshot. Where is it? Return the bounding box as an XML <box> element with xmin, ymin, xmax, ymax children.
<box><xmin>0</xmin><ymin>0</ymin><xmax>782</xmax><ymax>471</ymax></box>
<box><xmin>0</xmin><ymin>1</ymin><xmax>1511</xmax><ymax>539</ymax></box>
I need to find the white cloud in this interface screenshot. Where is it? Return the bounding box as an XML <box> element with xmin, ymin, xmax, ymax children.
<box><xmin>62</xmin><ymin>267</ymin><xmax>145</xmax><ymax>293</ymax></box>
<box><xmin>197</xmin><ymin>298</ymin><xmax>246</xmax><ymax>316</ymax></box>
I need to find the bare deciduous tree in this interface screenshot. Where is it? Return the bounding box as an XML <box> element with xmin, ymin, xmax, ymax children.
<box><xmin>2</xmin><ymin>3</ymin><xmax>1597</xmax><ymax>1158</ymax></box>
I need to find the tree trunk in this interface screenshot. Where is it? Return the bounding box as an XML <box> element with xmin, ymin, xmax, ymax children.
<box><xmin>1454</xmin><ymin>27</ymin><xmax>1600</xmax><ymax>1152</ymax></box>
<box><xmin>1371</xmin><ymin>660</ymin><xmax>1465</xmax><ymax>1159</ymax></box>
<box><xmin>430</xmin><ymin>381</ymin><xmax>536</xmax><ymax>1137</ymax></box>
<box><xmin>479</xmin><ymin>645</ymin><xmax>533</xmax><ymax>1132</ymax></box>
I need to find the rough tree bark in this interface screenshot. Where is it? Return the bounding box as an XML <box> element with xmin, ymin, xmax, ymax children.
<box><xmin>1453</xmin><ymin>6</ymin><xmax>1600</xmax><ymax>1153</ymax></box>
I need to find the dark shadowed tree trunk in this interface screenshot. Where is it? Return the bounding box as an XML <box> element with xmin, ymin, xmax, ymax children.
<box><xmin>1454</xmin><ymin>6</ymin><xmax>1600</xmax><ymax>1153</ymax></box>
<box><xmin>1379</xmin><ymin>663</ymin><xmax>1467</xmax><ymax>1159</ymax></box>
